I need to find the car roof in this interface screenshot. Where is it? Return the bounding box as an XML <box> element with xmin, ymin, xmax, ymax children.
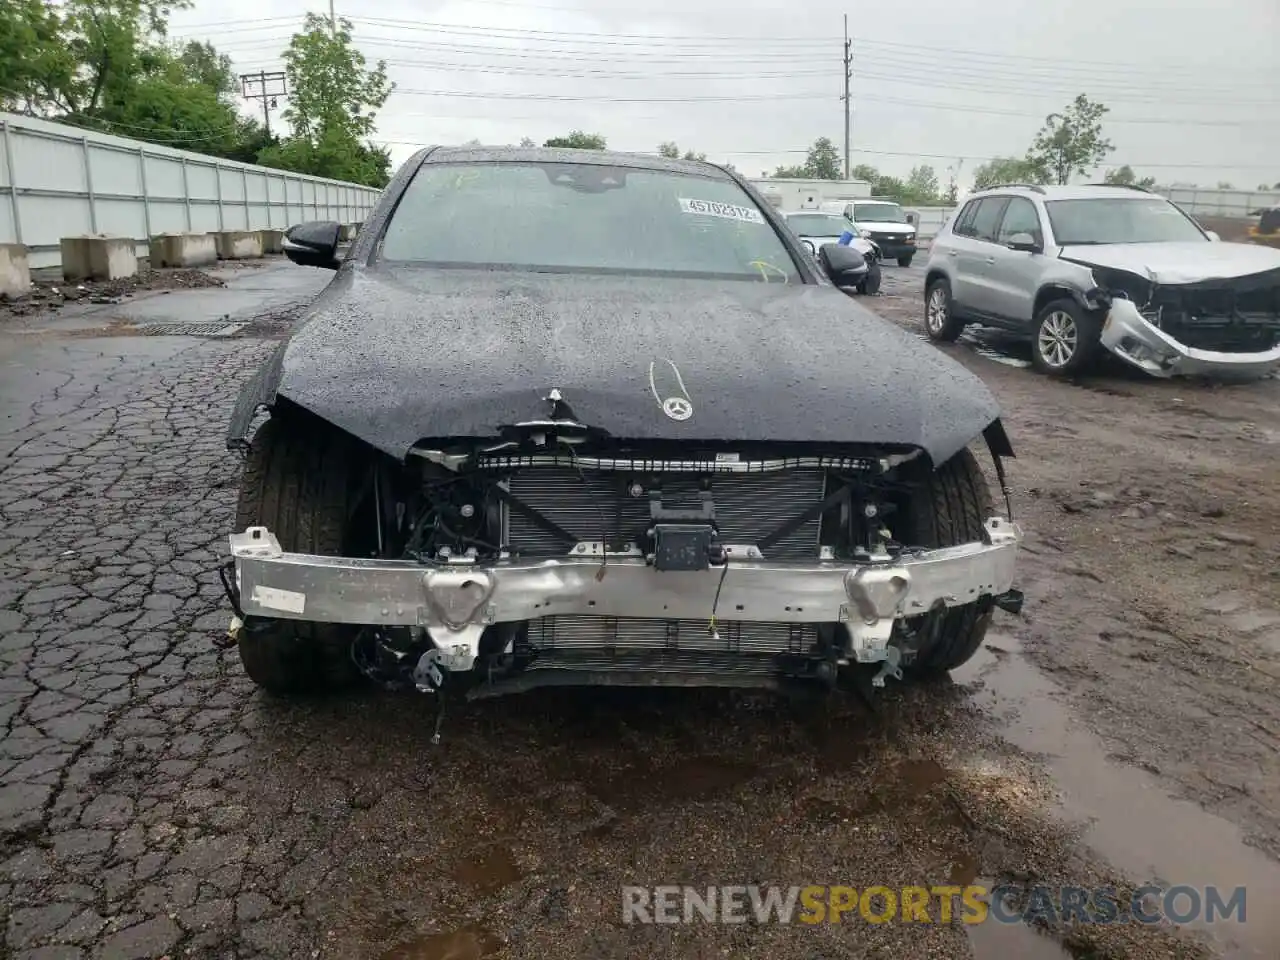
<box><xmin>967</xmin><ymin>184</ymin><xmax>1162</xmax><ymax>201</ymax></box>
<box><xmin>420</xmin><ymin>144</ymin><xmax>732</xmax><ymax>178</ymax></box>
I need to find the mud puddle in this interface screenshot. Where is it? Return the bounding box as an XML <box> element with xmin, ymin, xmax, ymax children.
<box><xmin>378</xmin><ymin>926</ymin><xmax>501</xmax><ymax>960</ymax></box>
<box><xmin>958</xmin><ymin>635</ymin><xmax>1280</xmax><ymax>959</ymax></box>
<box><xmin>966</xmin><ymin>903</ymin><xmax>1074</xmax><ymax>959</ymax></box>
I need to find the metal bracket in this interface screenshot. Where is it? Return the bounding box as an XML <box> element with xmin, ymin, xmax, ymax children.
<box><xmin>413</xmin><ymin>649</ymin><xmax>446</xmax><ymax>692</ymax></box>
<box><xmin>871</xmin><ymin>645</ymin><xmax>903</xmax><ymax>688</ymax></box>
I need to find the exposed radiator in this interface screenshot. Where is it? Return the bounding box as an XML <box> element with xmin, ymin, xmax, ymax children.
<box><xmin>504</xmin><ymin>468</ymin><xmax>826</xmax><ymax>559</ymax></box>
<box><xmin>525</xmin><ymin>616</ymin><xmax>818</xmax><ymax>656</ymax></box>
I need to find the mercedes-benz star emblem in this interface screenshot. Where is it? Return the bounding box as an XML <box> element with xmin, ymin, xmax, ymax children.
<box><xmin>662</xmin><ymin>397</ymin><xmax>693</xmax><ymax>421</ymax></box>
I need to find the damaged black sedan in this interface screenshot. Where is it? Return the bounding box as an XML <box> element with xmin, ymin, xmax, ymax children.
<box><xmin>223</xmin><ymin>146</ymin><xmax>1023</xmax><ymax>707</ymax></box>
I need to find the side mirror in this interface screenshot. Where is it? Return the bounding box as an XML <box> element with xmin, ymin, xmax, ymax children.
<box><xmin>283</xmin><ymin>220</ymin><xmax>342</xmax><ymax>269</ymax></box>
<box><xmin>818</xmin><ymin>242</ymin><xmax>870</xmax><ymax>290</ymax></box>
<box><xmin>1205</xmin><ymin>230</ymin><xmax>1221</xmax><ymax>242</ymax></box>
<box><xmin>1006</xmin><ymin>232</ymin><xmax>1042</xmax><ymax>253</ymax></box>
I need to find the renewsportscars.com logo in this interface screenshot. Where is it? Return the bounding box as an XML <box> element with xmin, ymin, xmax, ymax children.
<box><xmin>621</xmin><ymin>884</ymin><xmax>1248</xmax><ymax>926</ymax></box>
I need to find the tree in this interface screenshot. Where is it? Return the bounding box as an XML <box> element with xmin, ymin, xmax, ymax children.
<box><xmin>518</xmin><ymin>137</ymin><xmax>536</xmax><ymax>147</ymax></box>
<box><xmin>544</xmin><ymin>130</ymin><xmax>606</xmax><ymax>149</ymax></box>
<box><xmin>1026</xmin><ymin>94</ymin><xmax>1114</xmax><ymax>185</ymax></box>
<box><xmin>1104</xmin><ymin>165</ymin><xmax>1157</xmax><ymax>190</ymax></box>
<box><xmin>804</xmin><ymin>137</ymin><xmax>841</xmax><ymax>179</ymax></box>
<box><xmin>658</xmin><ymin>141</ymin><xmax>680</xmax><ymax>159</ymax></box>
<box><xmin>0</xmin><ymin>0</ymin><xmax>75</xmax><ymax>113</ymax></box>
<box><xmin>0</xmin><ymin>1</ymin><xmax>279</xmax><ymax>164</ymax></box>
<box><xmin>905</xmin><ymin>165</ymin><xmax>940</xmax><ymax>204</ymax></box>
<box><xmin>258</xmin><ymin>14</ymin><xmax>393</xmax><ymax>187</ymax></box>
<box><xmin>771</xmin><ymin>164</ymin><xmax>809</xmax><ymax>178</ymax></box>
<box><xmin>971</xmin><ymin>156</ymin><xmax>1049</xmax><ymax>190</ymax></box>
<box><xmin>1216</xmin><ymin>181</ymin><xmax>1234</xmax><ymax>189</ymax></box>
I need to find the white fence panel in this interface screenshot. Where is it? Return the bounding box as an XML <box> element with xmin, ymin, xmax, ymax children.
<box><xmin>1157</xmin><ymin>186</ymin><xmax>1279</xmax><ymax>218</ymax></box>
<box><xmin>1</xmin><ymin>112</ymin><xmax>383</xmax><ymax>269</ymax></box>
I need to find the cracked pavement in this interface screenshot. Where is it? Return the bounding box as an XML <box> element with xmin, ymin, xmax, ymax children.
<box><xmin>2</xmin><ymin>261</ymin><xmax>1279</xmax><ymax>960</ymax></box>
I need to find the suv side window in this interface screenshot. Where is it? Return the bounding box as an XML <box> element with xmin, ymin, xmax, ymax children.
<box><xmin>953</xmin><ymin>200</ymin><xmax>981</xmax><ymax>237</ymax></box>
<box><xmin>968</xmin><ymin>198</ymin><xmax>1010</xmax><ymax>243</ymax></box>
<box><xmin>997</xmin><ymin>197</ymin><xmax>1043</xmax><ymax>244</ymax></box>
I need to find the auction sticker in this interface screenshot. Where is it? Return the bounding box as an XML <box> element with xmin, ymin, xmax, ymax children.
<box><xmin>678</xmin><ymin>198</ymin><xmax>765</xmax><ymax>224</ymax></box>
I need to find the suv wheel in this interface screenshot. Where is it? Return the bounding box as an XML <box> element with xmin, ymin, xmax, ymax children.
<box><xmin>1031</xmin><ymin>298</ymin><xmax>1102</xmax><ymax>376</ymax></box>
<box><xmin>924</xmin><ymin>278</ymin><xmax>965</xmax><ymax>341</ymax></box>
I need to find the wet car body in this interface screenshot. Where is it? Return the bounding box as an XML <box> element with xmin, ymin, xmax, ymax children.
<box><xmin>224</xmin><ymin>146</ymin><xmax>1023</xmax><ymax>701</ymax></box>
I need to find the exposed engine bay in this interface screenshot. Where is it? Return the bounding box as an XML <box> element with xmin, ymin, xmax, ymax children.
<box><xmin>225</xmin><ymin>422</ymin><xmax>1022</xmax><ymax>706</ymax></box>
<box><xmin>1076</xmin><ymin>260</ymin><xmax>1280</xmax><ymax>377</ymax></box>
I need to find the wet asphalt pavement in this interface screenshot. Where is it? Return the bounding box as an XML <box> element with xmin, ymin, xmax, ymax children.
<box><xmin>2</xmin><ymin>259</ymin><xmax>1278</xmax><ymax>959</ymax></box>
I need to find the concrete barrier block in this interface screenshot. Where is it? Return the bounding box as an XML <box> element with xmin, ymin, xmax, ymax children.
<box><xmin>61</xmin><ymin>235</ymin><xmax>138</xmax><ymax>282</ymax></box>
<box><xmin>148</xmin><ymin>233</ymin><xmax>217</xmax><ymax>268</ymax></box>
<box><xmin>214</xmin><ymin>230</ymin><xmax>264</xmax><ymax>260</ymax></box>
<box><xmin>0</xmin><ymin>243</ymin><xmax>32</xmax><ymax>299</ymax></box>
<box><xmin>258</xmin><ymin>229</ymin><xmax>284</xmax><ymax>254</ymax></box>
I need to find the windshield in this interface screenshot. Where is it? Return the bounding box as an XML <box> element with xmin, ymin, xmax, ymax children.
<box><xmin>379</xmin><ymin>161</ymin><xmax>800</xmax><ymax>282</ymax></box>
<box><xmin>853</xmin><ymin>202</ymin><xmax>905</xmax><ymax>223</ymax></box>
<box><xmin>1045</xmin><ymin>198</ymin><xmax>1207</xmax><ymax>245</ymax></box>
<box><xmin>785</xmin><ymin>213</ymin><xmax>853</xmax><ymax>236</ymax></box>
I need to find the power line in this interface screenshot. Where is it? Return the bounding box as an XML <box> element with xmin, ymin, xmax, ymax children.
<box><xmin>222</xmin><ymin>52</ymin><xmax>1277</xmax><ymax>107</ymax></box>
<box><xmin>376</xmin><ymin>87</ymin><xmax>1260</xmax><ymax>126</ymax></box>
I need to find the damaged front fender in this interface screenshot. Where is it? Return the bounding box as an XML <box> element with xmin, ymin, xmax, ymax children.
<box><xmin>227</xmin><ymin>344</ymin><xmax>286</xmax><ymax>450</ymax></box>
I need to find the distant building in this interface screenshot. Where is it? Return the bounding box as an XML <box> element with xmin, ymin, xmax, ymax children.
<box><xmin>747</xmin><ymin>177</ymin><xmax>874</xmax><ymax>210</ymax></box>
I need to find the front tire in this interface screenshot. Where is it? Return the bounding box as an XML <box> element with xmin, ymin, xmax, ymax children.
<box><xmin>857</xmin><ymin>258</ymin><xmax>882</xmax><ymax>295</ymax></box>
<box><xmin>898</xmin><ymin>448</ymin><xmax>995</xmax><ymax>674</ymax></box>
<box><xmin>233</xmin><ymin>415</ymin><xmax>363</xmax><ymax>695</ymax></box>
<box><xmin>924</xmin><ymin>277</ymin><xmax>966</xmax><ymax>341</ymax></box>
<box><xmin>897</xmin><ymin>255</ymin><xmax>914</xmax><ymax>268</ymax></box>
<box><xmin>1031</xmin><ymin>298</ymin><xmax>1102</xmax><ymax>376</ymax></box>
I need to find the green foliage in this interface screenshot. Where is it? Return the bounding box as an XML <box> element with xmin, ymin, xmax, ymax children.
<box><xmin>804</xmin><ymin>137</ymin><xmax>841</xmax><ymax>179</ymax></box>
<box><xmin>906</xmin><ymin>165</ymin><xmax>939</xmax><ymax>203</ymax></box>
<box><xmin>0</xmin><ymin>0</ymin><xmax>75</xmax><ymax>112</ymax></box>
<box><xmin>1027</xmin><ymin>94</ymin><xmax>1114</xmax><ymax>185</ymax></box>
<box><xmin>544</xmin><ymin>130</ymin><xmax>606</xmax><ymax>149</ymax></box>
<box><xmin>658</xmin><ymin>141</ymin><xmax>706</xmax><ymax>161</ymax></box>
<box><xmin>771</xmin><ymin>138</ymin><xmax>842</xmax><ymax>180</ymax></box>
<box><xmin>1103</xmin><ymin>165</ymin><xmax>1157</xmax><ymax>190</ymax></box>
<box><xmin>971</xmin><ymin>156</ymin><xmax>1051</xmax><ymax>190</ymax></box>
<box><xmin>262</xmin><ymin>14</ymin><xmax>393</xmax><ymax>187</ymax></box>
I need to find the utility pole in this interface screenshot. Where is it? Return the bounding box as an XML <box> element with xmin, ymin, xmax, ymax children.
<box><xmin>240</xmin><ymin>71</ymin><xmax>288</xmax><ymax>138</ymax></box>
<box><xmin>329</xmin><ymin>0</ymin><xmax>337</xmax><ymax>35</ymax></box>
<box><xmin>842</xmin><ymin>14</ymin><xmax>851</xmax><ymax>180</ymax></box>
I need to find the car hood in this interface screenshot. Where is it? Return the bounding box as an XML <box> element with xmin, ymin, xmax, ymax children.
<box><xmin>1058</xmin><ymin>241</ymin><xmax>1280</xmax><ymax>284</ymax></box>
<box><xmin>858</xmin><ymin>220</ymin><xmax>915</xmax><ymax>234</ymax></box>
<box><xmin>797</xmin><ymin>235</ymin><xmax>877</xmax><ymax>256</ymax></box>
<box><xmin>270</xmin><ymin>265</ymin><xmax>1003</xmax><ymax>465</ymax></box>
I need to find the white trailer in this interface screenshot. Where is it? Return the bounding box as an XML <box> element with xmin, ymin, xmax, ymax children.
<box><xmin>746</xmin><ymin>177</ymin><xmax>873</xmax><ymax>211</ymax></box>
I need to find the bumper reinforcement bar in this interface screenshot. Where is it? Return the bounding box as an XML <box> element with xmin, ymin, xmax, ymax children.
<box><xmin>227</xmin><ymin>517</ymin><xmax>1022</xmax><ymax>673</ymax></box>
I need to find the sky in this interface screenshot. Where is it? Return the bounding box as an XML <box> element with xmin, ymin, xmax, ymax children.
<box><xmin>167</xmin><ymin>0</ymin><xmax>1280</xmax><ymax>191</ymax></box>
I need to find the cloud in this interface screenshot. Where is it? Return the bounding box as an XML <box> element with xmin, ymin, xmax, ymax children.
<box><xmin>169</xmin><ymin>0</ymin><xmax>1279</xmax><ymax>188</ymax></box>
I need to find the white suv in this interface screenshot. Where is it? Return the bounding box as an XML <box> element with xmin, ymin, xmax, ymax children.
<box><xmin>922</xmin><ymin>183</ymin><xmax>1280</xmax><ymax>378</ymax></box>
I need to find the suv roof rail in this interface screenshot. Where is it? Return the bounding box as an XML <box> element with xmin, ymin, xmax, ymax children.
<box><xmin>976</xmin><ymin>183</ymin><xmax>1047</xmax><ymax>194</ymax></box>
<box><xmin>1083</xmin><ymin>182</ymin><xmax>1154</xmax><ymax>193</ymax></box>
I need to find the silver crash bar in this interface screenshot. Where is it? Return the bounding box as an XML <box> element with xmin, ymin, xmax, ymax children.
<box><xmin>228</xmin><ymin>518</ymin><xmax>1022</xmax><ymax>673</ymax></box>
<box><xmin>1103</xmin><ymin>299</ymin><xmax>1280</xmax><ymax>379</ymax></box>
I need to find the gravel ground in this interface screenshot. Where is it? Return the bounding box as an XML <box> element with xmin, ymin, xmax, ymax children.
<box><xmin>1</xmin><ymin>262</ymin><xmax>1277</xmax><ymax>959</ymax></box>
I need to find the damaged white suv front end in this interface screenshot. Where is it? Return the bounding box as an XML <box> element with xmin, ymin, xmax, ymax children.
<box><xmin>1078</xmin><ymin>243</ymin><xmax>1280</xmax><ymax>379</ymax></box>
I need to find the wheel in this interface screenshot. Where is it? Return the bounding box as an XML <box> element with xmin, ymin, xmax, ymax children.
<box><xmin>897</xmin><ymin>255</ymin><xmax>914</xmax><ymax>268</ymax></box>
<box><xmin>232</xmin><ymin>415</ymin><xmax>363</xmax><ymax>695</ymax></box>
<box><xmin>897</xmin><ymin>448</ymin><xmax>995</xmax><ymax>674</ymax></box>
<box><xmin>857</xmin><ymin>258</ymin><xmax>882</xmax><ymax>295</ymax></box>
<box><xmin>924</xmin><ymin>277</ymin><xmax>965</xmax><ymax>342</ymax></box>
<box><xmin>1031</xmin><ymin>298</ymin><xmax>1102</xmax><ymax>376</ymax></box>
